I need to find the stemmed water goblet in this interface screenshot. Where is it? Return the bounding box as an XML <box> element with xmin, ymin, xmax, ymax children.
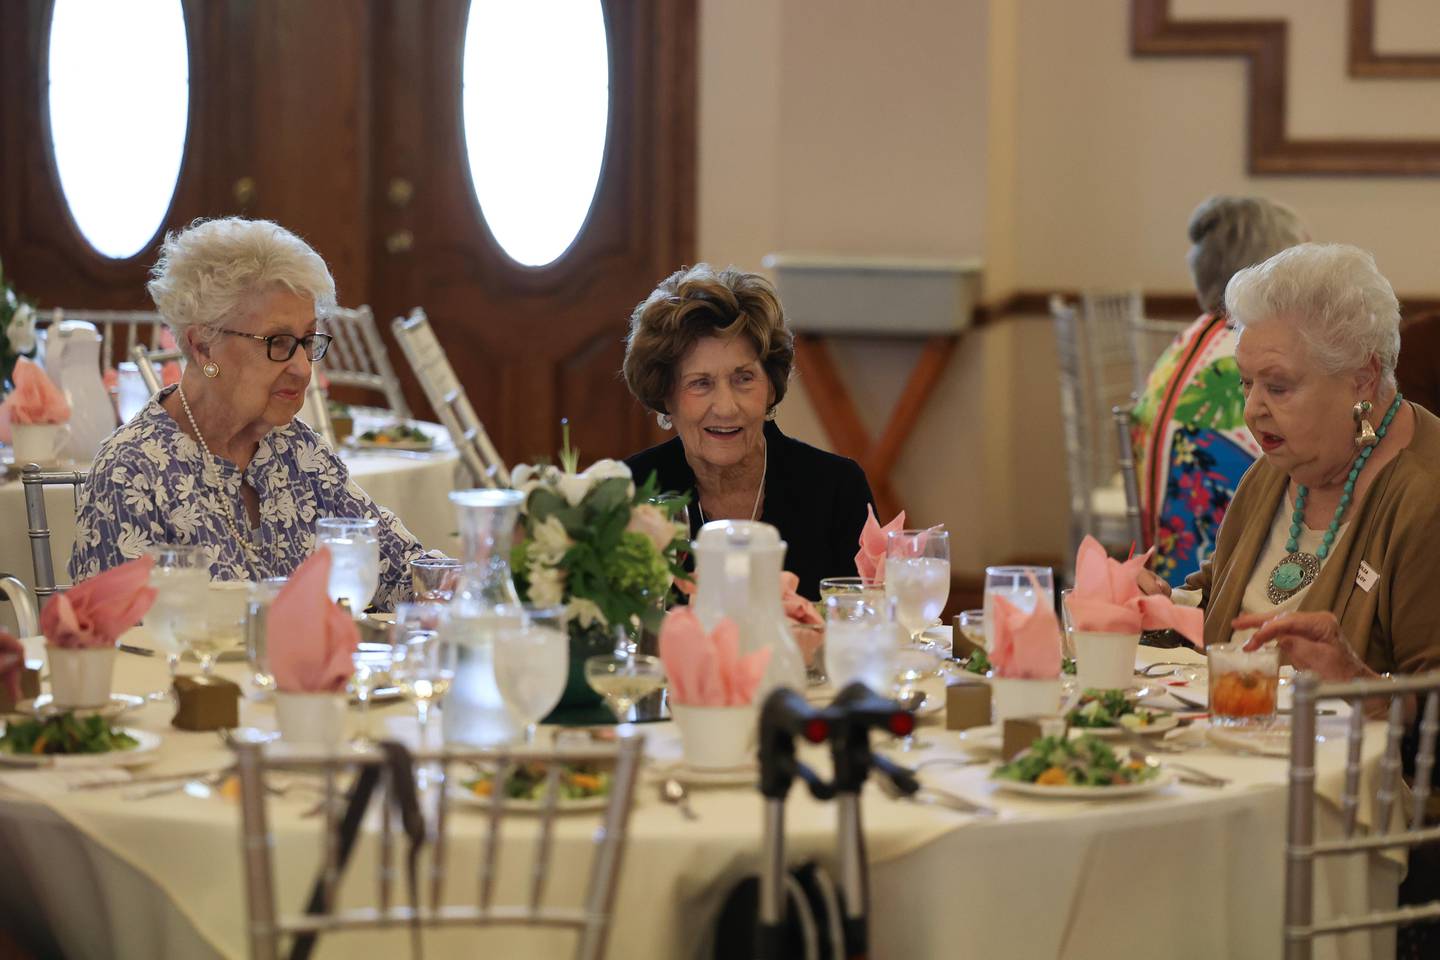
<box><xmin>350</xmin><ymin>641</ymin><xmax>394</xmax><ymax>744</ymax></box>
<box><xmin>885</xmin><ymin>528</ymin><xmax>951</xmax><ymax>648</ymax></box>
<box><xmin>584</xmin><ymin>653</ymin><xmax>666</xmax><ymax>725</ymax></box>
<box><xmin>389</xmin><ymin>601</ymin><xmax>456</xmax><ymax>748</ymax></box>
<box><xmin>409</xmin><ymin>556</ymin><xmax>462</xmax><ymax>602</ymax></box>
<box><xmin>317</xmin><ymin>517</ymin><xmax>380</xmax><ymax>614</ymax></box>
<box><xmin>493</xmin><ymin>606</ymin><xmax>569</xmax><ymax>744</ymax></box>
<box><xmin>983</xmin><ymin>565</ymin><xmax>1054</xmax><ymax>650</ymax></box>
<box><xmin>144</xmin><ymin>544</ymin><xmax>208</xmax><ymax>700</ymax></box>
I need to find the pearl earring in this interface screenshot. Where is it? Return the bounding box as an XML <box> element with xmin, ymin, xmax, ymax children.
<box><xmin>202</xmin><ymin>361</ymin><xmax>220</xmax><ymax>378</ymax></box>
<box><xmin>656</xmin><ymin>412</ymin><xmax>672</xmax><ymax>430</ymax></box>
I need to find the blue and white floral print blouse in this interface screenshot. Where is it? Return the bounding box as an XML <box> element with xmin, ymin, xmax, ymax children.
<box><xmin>69</xmin><ymin>386</ymin><xmax>425</xmax><ymax>610</ymax></box>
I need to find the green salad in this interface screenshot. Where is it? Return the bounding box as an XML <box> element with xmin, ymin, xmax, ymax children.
<box><xmin>961</xmin><ymin>647</ymin><xmax>991</xmax><ymax>675</ymax></box>
<box><xmin>1067</xmin><ymin>689</ymin><xmax>1163</xmax><ymax>730</ymax></box>
<box><xmin>358</xmin><ymin>423</ymin><xmax>430</xmax><ymax>446</ymax></box>
<box><xmin>1061</xmin><ymin>656</ymin><xmax>1077</xmax><ymax>676</ymax></box>
<box><xmin>0</xmin><ymin>714</ymin><xmax>139</xmax><ymax>756</ymax></box>
<box><xmin>993</xmin><ymin>734</ymin><xmax>1158</xmax><ymax>788</ymax></box>
<box><xmin>463</xmin><ymin>763</ymin><xmax>611</xmax><ymax>802</ymax></box>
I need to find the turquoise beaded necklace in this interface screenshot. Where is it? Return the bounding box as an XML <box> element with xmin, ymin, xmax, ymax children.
<box><xmin>1266</xmin><ymin>393</ymin><xmax>1404</xmax><ymax>604</ymax></box>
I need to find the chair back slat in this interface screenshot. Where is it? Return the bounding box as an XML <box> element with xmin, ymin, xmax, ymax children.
<box><xmin>234</xmin><ymin>742</ymin><xmax>281</xmax><ymax>960</ymax></box>
<box><xmin>379</xmin><ymin>771</ymin><xmax>395</xmax><ymax>913</ymax></box>
<box><xmin>1341</xmin><ymin>708</ymin><xmax>1365</xmax><ymax>838</ymax></box>
<box><xmin>1410</xmin><ymin>691</ymin><xmax>1439</xmax><ymax>828</ymax></box>
<box><xmin>45</xmin><ymin>308</ymin><xmax>167</xmax><ymax>370</ymax></box>
<box><xmin>1285</xmin><ymin>670</ymin><xmax>1440</xmax><ymax>957</ymax></box>
<box><xmin>1112</xmin><ymin>402</ymin><xmax>1142</xmax><ymax>547</ymax></box>
<box><xmin>432</xmin><ymin>759</ymin><xmax>452</xmax><ymax>910</ymax></box>
<box><xmin>530</xmin><ymin>765</ymin><xmax>564</xmax><ymax>913</ymax></box>
<box><xmin>131</xmin><ymin>343</ymin><xmax>184</xmax><ymax>396</ymax></box>
<box><xmin>391</xmin><ymin>308</ymin><xmax>510</xmax><ymax>488</ymax></box>
<box><xmin>21</xmin><ymin>465</ymin><xmax>86</xmax><ymax>599</ymax></box>
<box><xmin>480</xmin><ymin>757</ymin><xmax>515</xmax><ymax>911</ymax></box>
<box><xmin>322</xmin><ymin>765</ymin><xmax>342</xmax><ymax>911</ymax></box>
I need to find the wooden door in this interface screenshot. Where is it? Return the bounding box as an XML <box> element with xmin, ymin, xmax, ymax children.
<box><xmin>369</xmin><ymin>0</ymin><xmax>696</xmax><ymax>467</ymax></box>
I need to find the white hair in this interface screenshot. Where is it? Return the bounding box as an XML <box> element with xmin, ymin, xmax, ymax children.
<box><xmin>146</xmin><ymin>218</ymin><xmax>337</xmax><ymax>358</ymax></box>
<box><xmin>1186</xmin><ymin>195</ymin><xmax>1307</xmax><ymax>316</ymax></box>
<box><xmin>1225</xmin><ymin>242</ymin><xmax>1400</xmax><ymax>392</ymax></box>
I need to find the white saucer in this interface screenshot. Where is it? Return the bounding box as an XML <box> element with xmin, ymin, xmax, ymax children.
<box><xmin>652</xmin><ymin>761</ymin><xmax>757</xmax><ymax>787</ymax></box>
<box><xmin>9</xmin><ymin>693</ymin><xmax>146</xmax><ymax>720</ymax></box>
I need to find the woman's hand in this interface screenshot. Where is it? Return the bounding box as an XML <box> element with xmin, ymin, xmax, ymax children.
<box><xmin>1135</xmin><ymin>547</ymin><xmax>1171</xmax><ymax>597</ymax></box>
<box><xmin>1231</xmin><ymin>611</ymin><xmax>1373</xmax><ymax>683</ymax></box>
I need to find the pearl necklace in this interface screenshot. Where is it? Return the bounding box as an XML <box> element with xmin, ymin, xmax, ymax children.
<box><xmin>1266</xmin><ymin>394</ymin><xmax>1402</xmax><ymax>604</ymax></box>
<box><xmin>176</xmin><ymin>385</ymin><xmax>258</xmax><ymax>570</ymax></box>
<box><xmin>696</xmin><ymin>439</ymin><xmax>767</xmax><ymax>526</ymax></box>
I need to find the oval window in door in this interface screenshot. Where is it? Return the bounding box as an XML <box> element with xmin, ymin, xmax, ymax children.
<box><xmin>47</xmin><ymin>0</ymin><xmax>190</xmax><ymax>260</ymax></box>
<box><xmin>462</xmin><ymin>0</ymin><xmax>610</xmax><ymax>268</ymax></box>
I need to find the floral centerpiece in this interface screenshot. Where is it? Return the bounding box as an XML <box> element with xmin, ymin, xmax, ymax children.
<box><xmin>0</xmin><ymin>258</ymin><xmax>38</xmax><ymax>389</ymax></box>
<box><xmin>509</xmin><ymin>424</ymin><xmax>689</xmax><ymax>708</ymax></box>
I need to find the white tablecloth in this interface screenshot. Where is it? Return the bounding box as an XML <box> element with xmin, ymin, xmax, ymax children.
<box><xmin>0</xmin><ymin>646</ymin><xmax>1402</xmax><ymax>959</ymax></box>
<box><xmin>0</xmin><ymin>417</ymin><xmax>461</xmax><ymax>619</ymax></box>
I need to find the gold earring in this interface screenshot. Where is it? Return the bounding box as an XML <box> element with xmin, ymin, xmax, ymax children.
<box><xmin>202</xmin><ymin>361</ymin><xmax>220</xmax><ymax>379</ymax></box>
<box><xmin>1353</xmin><ymin>400</ymin><xmax>1377</xmax><ymax>448</ymax></box>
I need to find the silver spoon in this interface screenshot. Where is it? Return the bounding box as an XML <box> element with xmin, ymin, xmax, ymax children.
<box><xmin>660</xmin><ymin>777</ymin><xmax>698</xmax><ymax>820</ymax></box>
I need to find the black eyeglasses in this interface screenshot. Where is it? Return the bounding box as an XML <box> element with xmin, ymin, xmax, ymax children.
<box><xmin>219</xmin><ymin>329</ymin><xmax>333</xmax><ymax>362</ymax></box>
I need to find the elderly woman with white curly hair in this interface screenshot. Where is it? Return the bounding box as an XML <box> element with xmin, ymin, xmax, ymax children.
<box><xmin>1139</xmin><ymin>242</ymin><xmax>1440</xmax><ymax>682</ymax></box>
<box><xmin>70</xmin><ymin>217</ymin><xmax>429</xmax><ymax>609</ymax></box>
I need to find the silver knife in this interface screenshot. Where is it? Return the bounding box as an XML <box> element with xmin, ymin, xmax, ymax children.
<box><xmin>69</xmin><ymin>765</ymin><xmax>234</xmax><ymax>791</ymax></box>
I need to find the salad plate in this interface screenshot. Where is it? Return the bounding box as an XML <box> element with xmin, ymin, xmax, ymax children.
<box><xmin>453</xmin><ymin>763</ymin><xmax>614</xmax><ymax>812</ymax></box>
<box><xmin>9</xmin><ymin>693</ymin><xmax>146</xmax><ymax>720</ymax></box>
<box><xmin>348</xmin><ymin>423</ymin><xmax>434</xmax><ymax>452</ymax></box>
<box><xmin>449</xmin><ymin>784</ymin><xmax>609</xmax><ymax>813</ymax></box>
<box><xmin>993</xmin><ymin>769</ymin><xmax>1177</xmax><ymax>800</ymax></box>
<box><xmin>1067</xmin><ymin>690</ymin><xmax>1180</xmax><ymax>738</ymax></box>
<box><xmin>1206</xmin><ymin>723</ymin><xmax>1290</xmax><ymax>758</ymax></box>
<box><xmin>0</xmin><ymin>723</ymin><xmax>160</xmax><ymax>768</ymax></box>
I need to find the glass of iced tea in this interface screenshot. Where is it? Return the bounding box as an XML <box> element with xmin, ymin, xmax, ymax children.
<box><xmin>1207</xmin><ymin>641</ymin><xmax>1280</xmax><ymax>727</ymax></box>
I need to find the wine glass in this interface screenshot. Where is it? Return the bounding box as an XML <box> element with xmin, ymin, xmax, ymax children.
<box><xmin>983</xmin><ymin>565</ymin><xmax>1054</xmax><ymax>650</ymax></box>
<box><xmin>409</xmin><ymin>556</ymin><xmax>462</xmax><ymax>601</ymax></box>
<box><xmin>184</xmin><ymin>580</ymin><xmax>249</xmax><ymax>676</ymax></box>
<box><xmin>493</xmin><ymin>606</ymin><xmax>569</xmax><ymax>743</ymax></box>
<box><xmin>244</xmin><ymin>577</ymin><xmax>286</xmax><ymax>698</ymax></box>
<box><xmin>884</xmin><ymin>528</ymin><xmax>951</xmax><ymax>648</ymax></box>
<box><xmin>823</xmin><ymin>593</ymin><xmax>899</xmax><ymax>694</ymax></box>
<box><xmin>584</xmin><ymin>653</ymin><xmax>666</xmax><ymax>724</ymax></box>
<box><xmin>351</xmin><ymin>641</ymin><xmax>394</xmax><ymax>744</ymax></box>
<box><xmin>317</xmin><ymin>517</ymin><xmax>380</xmax><ymax>613</ymax></box>
<box><xmin>889</xmin><ymin>646</ymin><xmax>952</xmax><ymax>752</ymax></box>
<box><xmin>390</xmin><ymin>602</ymin><xmax>456</xmax><ymax>747</ymax></box>
<box><xmin>144</xmin><ymin>544</ymin><xmax>208</xmax><ymax>699</ymax></box>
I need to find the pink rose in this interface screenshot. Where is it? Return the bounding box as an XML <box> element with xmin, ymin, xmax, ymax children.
<box><xmin>626</xmin><ymin>503</ymin><xmax>681</xmax><ymax>553</ymax></box>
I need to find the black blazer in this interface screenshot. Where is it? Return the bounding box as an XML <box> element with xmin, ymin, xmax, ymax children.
<box><xmin>624</xmin><ymin>421</ymin><xmax>875</xmax><ymax>599</ymax></box>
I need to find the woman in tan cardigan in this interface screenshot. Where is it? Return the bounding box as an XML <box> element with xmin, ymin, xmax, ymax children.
<box><xmin>1139</xmin><ymin>242</ymin><xmax>1440</xmax><ymax>683</ymax></box>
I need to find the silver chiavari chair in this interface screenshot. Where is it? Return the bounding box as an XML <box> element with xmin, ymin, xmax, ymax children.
<box><xmin>232</xmin><ymin>737</ymin><xmax>645</xmax><ymax>960</ymax></box>
<box><xmin>1285</xmin><ymin>671</ymin><xmax>1440</xmax><ymax>958</ymax></box>
<box><xmin>21</xmin><ymin>463</ymin><xmax>87</xmax><ymax>600</ymax></box>
<box><xmin>391</xmin><ymin>308</ymin><xmax>509</xmax><ymax>488</ymax></box>
<box><xmin>297</xmin><ymin>377</ymin><xmax>338</xmax><ymax>448</ymax></box>
<box><xmin>130</xmin><ymin>342</ymin><xmax>184</xmax><ymax>396</ymax></box>
<box><xmin>1112</xmin><ymin>401</ymin><xmax>1143</xmax><ymax>548</ymax></box>
<box><xmin>322</xmin><ymin>305</ymin><xmax>411</xmax><ymax>417</ymax></box>
<box><xmin>44</xmin><ymin>308</ymin><xmax>167</xmax><ymax>368</ymax></box>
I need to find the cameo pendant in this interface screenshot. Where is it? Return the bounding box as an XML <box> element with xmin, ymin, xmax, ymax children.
<box><xmin>1267</xmin><ymin>551</ymin><xmax>1320</xmax><ymax>605</ymax></box>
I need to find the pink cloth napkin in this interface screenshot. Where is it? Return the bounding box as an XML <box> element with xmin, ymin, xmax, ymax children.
<box><xmin>41</xmin><ymin>555</ymin><xmax>157</xmax><ymax>650</ymax></box>
<box><xmin>990</xmin><ymin>583</ymin><xmax>1063</xmax><ymax>680</ymax></box>
<box><xmin>781</xmin><ymin>572</ymin><xmax>823</xmax><ymax>627</ymax></box>
<box><xmin>658</xmin><ymin>606</ymin><xmax>772</xmax><ymax>707</ymax></box>
<box><xmin>1068</xmin><ymin>536</ymin><xmax>1204</xmax><ymax>647</ymax></box>
<box><xmin>0</xmin><ymin>631</ymin><xmax>24</xmax><ymax>703</ymax></box>
<box><xmin>855</xmin><ymin>505</ymin><xmax>906</xmax><ymax>581</ymax></box>
<box><xmin>0</xmin><ymin>357</ymin><xmax>71</xmax><ymax>442</ymax></box>
<box><xmin>268</xmin><ymin>548</ymin><xmax>359</xmax><ymax>693</ymax></box>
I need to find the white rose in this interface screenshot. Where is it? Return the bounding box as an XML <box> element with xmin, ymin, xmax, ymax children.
<box><xmin>7</xmin><ymin>303</ymin><xmax>35</xmax><ymax>354</ymax></box>
<box><xmin>531</xmin><ymin>514</ymin><xmax>572</xmax><ymax>565</ymax></box>
<box><xmin>555</xmin><ymin>458</ymin><xmax>635</xmax><ymax>507</ymax></box>
<box><xmin>527</xmin><ymin>562</ymin><xmax>566</xmax><ymax>608</ymax></box>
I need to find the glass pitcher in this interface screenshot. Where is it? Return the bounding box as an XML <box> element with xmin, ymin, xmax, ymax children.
<box><xmin>690</xmin><ymin>520</ymin><xmax>807</xmax><ymax>697</ymax></box>
<box><xmin>440</xmin><ymin>488</ymin><xmax>526</xmax><ymax>746</ymax></box>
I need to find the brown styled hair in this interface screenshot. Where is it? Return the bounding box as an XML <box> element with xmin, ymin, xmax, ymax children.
<box><xmin>622</xmin><ymin>263</ymin><xmax>794</xmax><ymax>415</ymax></box>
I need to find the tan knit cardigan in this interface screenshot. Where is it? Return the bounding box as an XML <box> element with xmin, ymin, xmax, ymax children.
<box><xmin>1186</xmin><ymin>402</ymin><xmax>1440</xmax><ymax>675</ymax></box>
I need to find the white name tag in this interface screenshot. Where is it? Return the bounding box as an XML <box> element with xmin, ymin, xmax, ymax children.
<box><xmin>1356</xmin><ymin>560</ymin><xmax>1379</xmax><ymax>593</ymax></box>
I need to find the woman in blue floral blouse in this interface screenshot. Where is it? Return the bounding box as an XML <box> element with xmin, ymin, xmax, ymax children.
<box><xmin>70</xmin><ymin>218</ymin><xmax>427</xmax><ymax>610</ymax></box>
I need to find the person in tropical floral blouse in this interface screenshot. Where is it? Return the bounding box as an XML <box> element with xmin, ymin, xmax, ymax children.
<box><xmin>1131</xmin><ymin>196</ymin><xmax>1307</xmax><ymax>586</ymax></box>
<box><xmin>70</xmin><ymin>218</ymin><xmax>428</xmax><ymax>610</ymax></box>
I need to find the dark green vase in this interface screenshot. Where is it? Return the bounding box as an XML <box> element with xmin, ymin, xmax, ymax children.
<box><xmin>541</xmin><ymin>622</ymin><xmax>622</xmax><ymax>725</ymax></box>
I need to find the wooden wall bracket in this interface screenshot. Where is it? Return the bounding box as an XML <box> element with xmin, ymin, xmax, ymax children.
<box><xmin>793</xmin><ymin>333</ymin><xmax>959</xmax><ymax>521</ymax></box>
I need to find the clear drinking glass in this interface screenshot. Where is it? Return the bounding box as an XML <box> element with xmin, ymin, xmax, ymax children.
<box><xmin>409</xmin><ymin>556</ymin><xmax>462</xmax><ymax>602</ymax></box>
<box><xmin>244</xmin><ymin>577</ymin><xmax>286</xmax><ymax>697</ymax></box>
<box><xmin>317</xmin><ymin>517</ymin><xmax>381</xmax><ymax>613</ymax></box>
<box><xmin>390</xmin><ymin>602</ymin><xmax>457</xmax><ymax>747</ymax></box>
<box><xmin>956</xmin><ymin>609</ymin><xmax>985</xmax><ymax>653</ymax></box>
<box><xmin>1208</xmin><ymin>641</ymin><xmax>1280</xmax><ymax>727</ymax></box>
<box><xmin>145</xmin><ymin>544</ymin><xmax>208</xmax><ymax>699</ymax></box>
<box><xmin>351</xmin><ymin>642</ymin><xmax>394</xmax><ymax>744</ymax></box>
<box><xmin>183</xmin><ymin>580</ymin><xmax>249</xmax><ymax>675</ymax></box>
<box><xmin>889</xmin><ymin>646</ymin><xmax>955</xmax><ymax>751</ymax></box>
<box><xmin>983</xmin><ymin>565</ymin><xmax>1054</xmax><ymax>650</ymax></box>
<box><xmin>493</xmin><ymin>606</ymin><xmax>569</xmax><ymax>743</ymax></box>
<box><xmin>584</xmin><ymin>653</ymin><xmax>666</xmax><ymax>724</ymax></box>
<box><xmin>819</xmin><ymin>576</ymin><xmax>885</xmax><ymax>608</ymax></box>
<box><xmin>824</xmin><ymin>593</ymin><xmax>899</xmax><ymax>695</ymax></box>
<box><xmin>885</xmin><ymin>528</ymin><xmax>951</xmax><ymax>647</ymax></box>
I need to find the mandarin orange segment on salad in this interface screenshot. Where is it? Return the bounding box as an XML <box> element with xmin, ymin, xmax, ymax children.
<box><xmin>1210</xmin><ymin>670</ymin><xmax>1278</xmax><ymax>717</ymax></box>
<box><xmin>993</xmin><ymin>734</ymin><xmax>1158</xmax><ymax>788</ymax></box>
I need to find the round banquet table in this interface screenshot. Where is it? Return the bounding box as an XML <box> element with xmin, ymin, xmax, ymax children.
<box><xmin>0</xmin><ymin>416</ymin><xmax>462</xmax><ymax>622</ymax></box>
<box><xmin>0</xmin><ymin>644</ymin><xmax>1403</xmax><ymax>959</ymax></box>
